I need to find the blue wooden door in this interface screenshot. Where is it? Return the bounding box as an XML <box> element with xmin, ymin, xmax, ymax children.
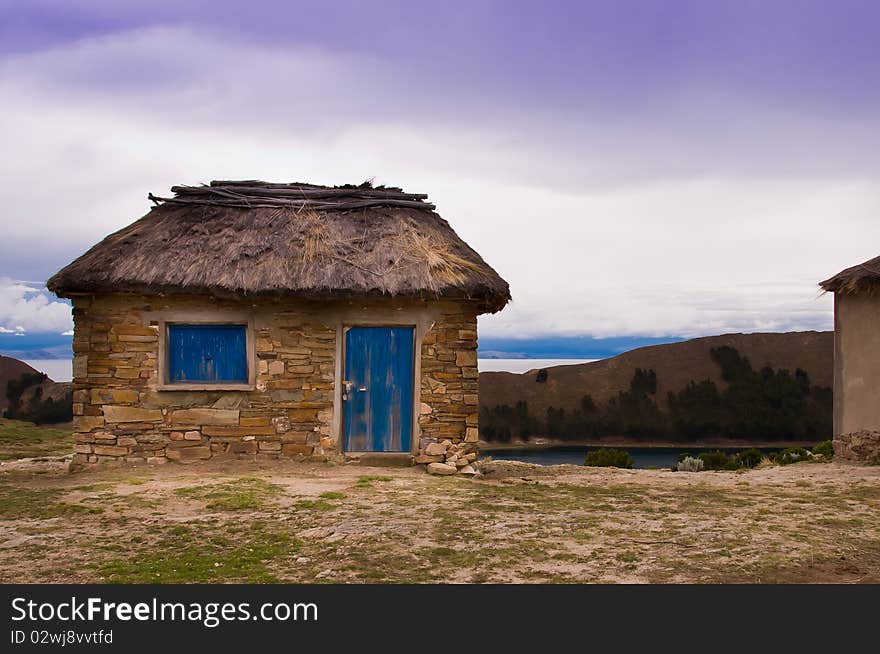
<box><xmin>343</xmin><ymin>326</ymin><xmax>414</xmax><ymax>452</ymax></box>
<box><xmin>167</xmin><ymin>324</ymin><xmax>248</xmax><ymax>383</ymax></box>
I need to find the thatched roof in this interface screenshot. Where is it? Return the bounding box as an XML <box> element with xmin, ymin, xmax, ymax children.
<box><xmin>48</xmin><ymin>181</ymin><xmax>511</xmax><ymax>313</ymax></box>
<box><xmin>820</xmin><ymin>254</ymin><xmax>880</xmax><ymax>295</ymax></box>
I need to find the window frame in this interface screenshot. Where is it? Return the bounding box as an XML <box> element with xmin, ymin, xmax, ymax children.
<box><xmin>156</xmin><ymin>313</ymin><xmax>256</xmax><ymax>391</ymax></box>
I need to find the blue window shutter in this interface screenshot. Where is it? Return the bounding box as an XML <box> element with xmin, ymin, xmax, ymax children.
<box><xmin>167</xmin><ymin>324</ymin><xmax>248</xmax><ymax>383</ymax></box>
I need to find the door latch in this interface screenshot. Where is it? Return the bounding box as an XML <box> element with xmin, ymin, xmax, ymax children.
<box><xmin>342</xmin><ymin>380</ymin><xmax>367</xmax><ymax>400</ymax></box>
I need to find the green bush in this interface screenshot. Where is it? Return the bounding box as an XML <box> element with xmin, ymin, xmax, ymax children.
<box><xmin>4</xmin><ymin>373</ymin><xmax>72</xmax><ymax>424</ymax></box>
<box><xmin>584</xmin><ymin>448</ymin><xmax>634</xmax><ymax>469</ymax></box>
<box><xmin>698</xmin><ymin>450</ymin><xmax>731</xmax><ymax>470</ymax></box>
<box><xmin>812</xmin><ymin>440</ymin><xmax>834</xmax><ymax>459</ymax></box>
<box><xmin>735</xmin><ymin>448</ymin><xmax>763</xmax><ymax>469</ymax></box>
<box><xmin>777</xmin><ymin>447</ymin><xmax>811</xmax><ymax>465</ymax></box>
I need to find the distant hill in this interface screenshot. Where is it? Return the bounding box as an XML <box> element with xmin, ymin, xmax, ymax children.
<box><xmin>480</xmin><ymin>331</ymin><xmax>832</xmax><ymax>413</ymax></box>
<box><xmin>480</xmin><ymin>332</ymin><xmax>834</xmax><ymax>441</ymax></box>
<box><xmin>0</xmin><ymin>356</ymin><xmax>72</xmax><ymax>423</ymax></box>
<box><xmin>0</xmin><ymin>356</ymin><xmax>42</xmax><ymax>413</ymax></box>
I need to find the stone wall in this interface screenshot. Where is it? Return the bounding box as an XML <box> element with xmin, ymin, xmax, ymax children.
<box><xmin>70</xmin><ymin>294</ymin><xmax>479</xmax><ymax>472</ymax></box>
<box><xmin>72</xmin><ymin>294</ymin><xmax>336</xmax><ymax>466</ymax></box>
<box><xmin>416</xmin><ymin>307</ymin><xmax>480</xmax><ymax>475</ymax></box>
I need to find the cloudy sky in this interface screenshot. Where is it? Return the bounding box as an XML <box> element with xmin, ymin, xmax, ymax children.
<box><xmin>2</xmin><ymin>0</ymin><xmax>879</xmax><ymax>351</ymax></box>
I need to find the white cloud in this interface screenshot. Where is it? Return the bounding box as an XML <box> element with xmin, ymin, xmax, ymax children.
<box><xmin>1</xmin><ymin>26</ymin><xmax>879</xmax><ymax>339</ymax></box>
<box><xmin>463</xmin><ymin>177</ymin><xmax>871</xmax><ymax>337</ymax></box>
<box><xmin>0</xmin><ymin>279</ymin><xmax>72</xmax><ymax>334</ymax></box>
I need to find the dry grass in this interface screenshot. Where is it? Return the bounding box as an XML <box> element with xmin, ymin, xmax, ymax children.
<box><xmin>820</xmin><ymin>254</ymin><xmax>880</xmax><ymax>294</ymax></box>
<box><xmin>299</xmin><ymin>211</ymin><xmax>334</xmax><ymax>264</ymax></box>
<box><xmin>48</xmin><ymin>182</ymin><xmax>510</xmax><ymax>313</ymax></box>
<box><xmin>403</xmin><ymin>227</ymin><xmax>488</xmax><ymax>289</ymax></box>
<box><xmin>1</xmin><ymin>457</ymin><xmax>878</xmax><ymax>584</ymax></box>
<box><xmin>0</xmin><ymin>419</ymin><xmax>73</xmax><ymax>461</ymax></box>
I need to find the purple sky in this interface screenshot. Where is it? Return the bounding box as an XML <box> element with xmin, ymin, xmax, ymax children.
<box><xmin>1</xmin><ymin>1</ymin><xmax>879</xmax><ymax>340</ymax></box>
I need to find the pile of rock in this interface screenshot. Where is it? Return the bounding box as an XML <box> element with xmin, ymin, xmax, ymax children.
<box><xmin>418</xmin><ymin>439</ymin><xmax>479</xmax><ymax>476</ymax></box>
<box><xmin>835</xmin><ymin>430</ymin><xmax>880</xmax><ymax>462</ymax></box>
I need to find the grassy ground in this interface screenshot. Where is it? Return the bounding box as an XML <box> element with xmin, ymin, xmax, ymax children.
<box><xmin>0</xmin><ymin>419</ymin><xmax>74</xmax><ymax>460</ymax></box>
<box><xmin>1</xmin><ymin>452</ymin><xmax>878</xmax><ymax>583</ymax></box>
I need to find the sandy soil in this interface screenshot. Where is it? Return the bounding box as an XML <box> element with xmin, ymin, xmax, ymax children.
<box><xmin>1</xmin><ymin>457</ymin><xmax>878</xmax><ymax>583</ymax></box>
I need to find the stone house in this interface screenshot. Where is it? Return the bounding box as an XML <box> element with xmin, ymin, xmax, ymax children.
<box><xmin>820</xmin><ymin>254</ymin><xmax>880</xmax><ymax>462</ymax></box>
<box><xmin>48</xmin><ymin>181</ymin><xmax>510</xmax><ymax>473</ymax></box>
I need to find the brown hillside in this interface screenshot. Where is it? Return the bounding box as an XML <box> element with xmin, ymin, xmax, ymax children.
<box><xmin>0</xmin><ymin>356</ymin><xmax>41</xmax><ymax>412</ymax></box>
<box><xmin>0</xmin><ymin>356</ymin><xmax>70</xmax><ymax>417</ymax></box>
<box><xmin>479</xmin><ymin>331</ymin><xmax>833</xmax><ymax>414</ymax></box>
<box><xmin>19</xmin><ymin>379</ymin><xmax>72</xmax><ymax>407</ymax></box>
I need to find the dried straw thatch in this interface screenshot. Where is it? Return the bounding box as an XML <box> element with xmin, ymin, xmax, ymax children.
<box><xmin>820</xmin><ymin>254</ymin><xmax>880</xmax><ymax>295</ymax></box>
<box><xmin>48</xmin><ymin>181</ymin><xmax>511</xmax><ymax>312</ymax></box>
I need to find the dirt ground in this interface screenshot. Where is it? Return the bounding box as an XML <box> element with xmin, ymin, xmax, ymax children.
<box><xmin>1</xmin><ymin>456</ymin><xmax>878</xmax><ymax>583</ymax></box>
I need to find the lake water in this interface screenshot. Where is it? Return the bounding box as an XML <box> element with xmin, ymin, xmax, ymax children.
<box><xmin>478</xmin><ymin>358</ymin><xmax>595</xmax><ymax>373</ymax></box>
<box><xmin>486</xmin><ymin>446</ymin><xmax>780</xmax><ymax>470</ymax></box>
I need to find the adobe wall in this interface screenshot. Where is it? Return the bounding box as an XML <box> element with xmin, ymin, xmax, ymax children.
<box><xmin>70</xmin><ymin>293</ymin><xmax>478</xmax><ymax>473</ymax></box>
<box><xmin>833</xmin><ymin>293</ymin><xmax>880</xmax><ymax>462</ymax></box>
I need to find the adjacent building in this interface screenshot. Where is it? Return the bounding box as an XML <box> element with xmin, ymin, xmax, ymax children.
<box><xmin>820</xmin><ymin>254</ymin><xmax>880</xmax><ymax>462</ymax></box>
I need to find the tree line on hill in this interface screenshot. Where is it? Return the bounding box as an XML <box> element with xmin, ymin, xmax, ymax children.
<box><xmin>4</xmin><ymin>372</ymin><xmax>72</xmax><ymax>424</ymax></box>
<box><xmin>479</xmin><ymin>346</ymin><xmax>833</xmax><ymax>443</ymax></box>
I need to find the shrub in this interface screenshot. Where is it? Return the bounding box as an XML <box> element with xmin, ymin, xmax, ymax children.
<box><xmin>698</xmin><ymin>450</ymin><xmax>731</xmax><ymax>470</ymax></box>
<box><xmin>4</xmin><ymin>373</ymin><xmax>72</xmax><ymax>424</ymax></box>
<box><xmin>19</xmin><ymin>396</ymin><xmax>73</xmax><ymax>424</ymax></box>
<box><xmin>735</xmin><ymin>448</ymin><xmax>763</xmax><ymax>469</ymax></box>
<box><xmin>5</xmin><ymin>372</ymin><xmax>47</xmax><ymax>407</ymax></box>
<box><xmin>584</xmin><ymin>448</ymin><xmax>634</xmax><ymax>469</ymax></box>
<box><xmin>812</xmin><ymin>440</ymin><xmax>834</xmax><ymax>460</ymax></box>
<box><xmin>777</xmin><ymin>447</ymin><xmax>811</xmax><ymax>465</ymax></box>
<box><xmin>674</xmin><ymin>456</ymin><xmax>704</xmax><ymax>472</ymax></box>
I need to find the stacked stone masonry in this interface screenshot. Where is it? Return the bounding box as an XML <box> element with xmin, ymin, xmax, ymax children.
<box><xmin>71</xmin><ymin>294</ymin><xmax>479</xmax><ymax>473</ymax></box>
<box><xmin>417</xmin><ymin>309</ymin><xmax>480</xmax><ymax>475</ymax></box>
